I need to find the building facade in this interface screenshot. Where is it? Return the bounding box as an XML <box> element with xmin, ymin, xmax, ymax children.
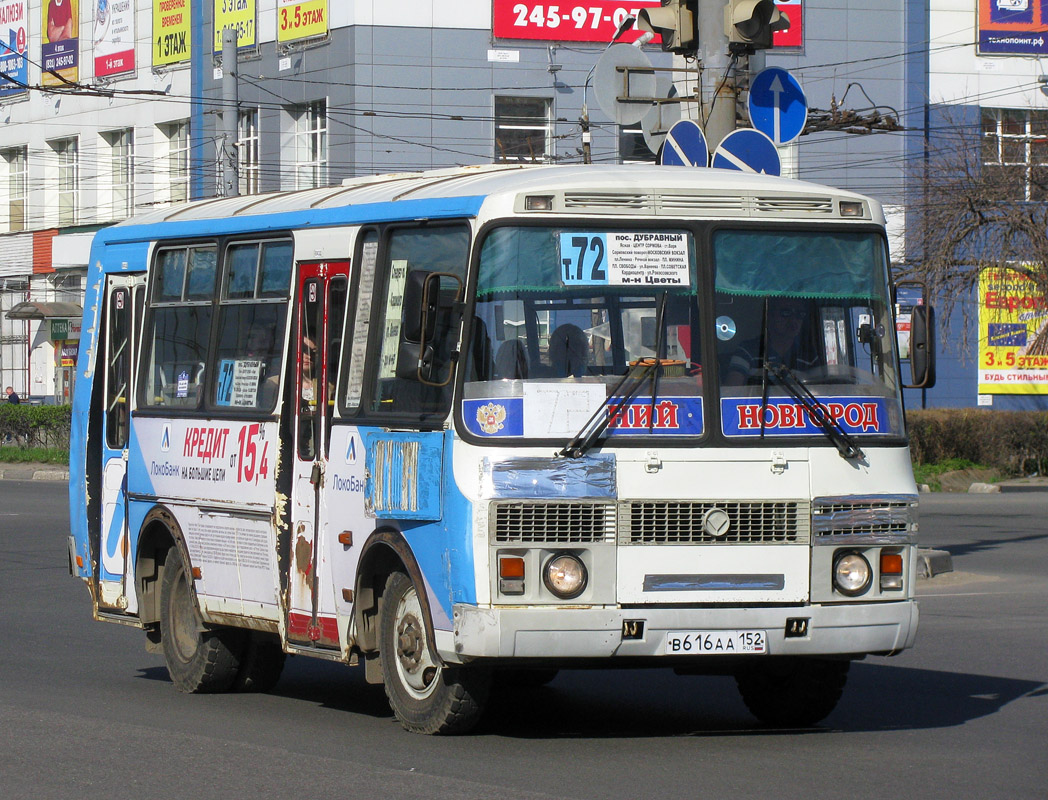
<box><xmin>6</xmin><ymin>1</ymin><xmax>1038</xmax><ymax>412</ymax></box>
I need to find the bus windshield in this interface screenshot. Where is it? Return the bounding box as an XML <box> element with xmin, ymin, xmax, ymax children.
<box><xmin>462</xmin><ymin>225</ymin><xmax>704</xmax><ymax>441</ymax></box>
<box><xmin>713</xmin><ymin>228</ymin><xmax>904</xmax><ymax>441</ymax></box>
<box><xmin>462</xmin><ymin>224</ymin><xmax>904</xmax><ymax>444</ymax></box>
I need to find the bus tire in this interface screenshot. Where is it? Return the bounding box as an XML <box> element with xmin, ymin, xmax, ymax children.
<box><xmin>379</xmin><ymin>570</ymin><xmax>489</xmax><ymax>735</ymax></box>
<box><xmin>735</xmin><ymin>658</ymin><xmax>849</xmax><ymax>727</ymax></box>
<box><xmin>231</xmin><ymin>634</ymin><xmax>286</xmax><ymax>693</ymax></box>
<box><xmin>159</xmin><ymin>547</ymin><xmax>245</xmax><ymax>693</ymax></box>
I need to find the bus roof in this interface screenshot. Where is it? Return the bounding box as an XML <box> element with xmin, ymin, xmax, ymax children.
<box><xmin>93</xmin><ymin>165</ymin><xmax>883</xmax><ymax>250</ymax></box>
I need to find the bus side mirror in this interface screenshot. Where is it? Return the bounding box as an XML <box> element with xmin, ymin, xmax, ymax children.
<box><xmin>398</xmin><ymin>270</ymin><xmax>463</xmax><ymax>386</ymax></box>
<box><xmin>905</xmin><ymin>304</ymin><xmax>936</xmax><ymax>389</ymax></box>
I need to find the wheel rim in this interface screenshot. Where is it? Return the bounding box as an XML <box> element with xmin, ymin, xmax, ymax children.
<box><xmin>393</xmin><ymin>584</ymin><xmax>440</xmax><ymax>700</ymax></box>
<box><xmin>169</xmin><ymin>563</ymin><xmax>201</xmax><ymax>664</ymax></box>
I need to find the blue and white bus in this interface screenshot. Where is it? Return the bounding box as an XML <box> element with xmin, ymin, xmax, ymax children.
<box><xmin>68</xmin><ymin>164</ymin><xmax>934</xmax><ymax>733</ymax></box>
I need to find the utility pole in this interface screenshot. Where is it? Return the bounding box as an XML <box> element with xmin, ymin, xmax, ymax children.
<box><xmin>220</xmin><ymin>28</ymin><xmax>240</xmax><ymax>198</ymax></box>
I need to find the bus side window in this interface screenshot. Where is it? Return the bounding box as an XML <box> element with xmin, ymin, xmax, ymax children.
<box><xmin>367</xmin><ymin>225</ymin><xmax>469</xmax><ymax>418</ymax></box>
<box><xmin>141</xmin><ymin>246</ymin><xmax>216</xmax><ymax>409</ymax></box>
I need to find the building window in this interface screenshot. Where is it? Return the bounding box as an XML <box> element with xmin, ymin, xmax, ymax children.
<box><xmin>494</xmin><ymin>97</ymin><xmax>552</xmax><ymax>163</ymax></box>
<box><xmin>238</xmin><ymin>109</ymin><xmax>260</xmax><ymax>195</ymax></box>
<box><xmin>50</xmin><ymin>138</ymin><xmax>79</xmax><ymax>226</ymax></box>
<box><xmin>2</xmin><ymin>146</ymin><xmax>27</xmax><ymax>232</ymax></box>
<box><xmin>103</xmin><ymin>129</ymin><xmax>135</xmax><ymax>218</ymax></box>
<box><xmin>161</xmin><ymin>121</ymin><xmax>189</xmax><ymax>204</ymax></box>
<box><xmin>291</xmin><ymin>101</ymin><xmax>327</xmax><ymax>190</ymax></box>
<box><xmin>619</xmin><ymin>124</ymin><xmax>657</xmax><ymax>164</ymax></box>
<box><xmin>981</xmin><ymin>108</ymin><xmax>1048</xmax><ymax>201</ymax></box>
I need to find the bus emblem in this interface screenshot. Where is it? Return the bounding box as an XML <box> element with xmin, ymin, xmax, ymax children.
<box><xmin>477</xmin><ymin>402</ymin><xmax>507</xmax><ymax>435</ymax></box>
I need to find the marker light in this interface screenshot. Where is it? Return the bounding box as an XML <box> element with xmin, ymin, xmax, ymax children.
<box><xmin>833</xmin><ymin>552</ymin><xmax>871</xmax><ymax>596</ymax></box>
<box><xmin>524</xmin><ymin>195</ymin><xmax>554</xmax><ymax>211</ymax></box>
<box><xmin>839</xmin><ymin>200</ymin><xmax>864</xmax><ymax>217</ymax></box>
<box><xmin>499</xmin><ymin>555</ymin><xmax>525</xmax><ymax>595</ymax></box>
<box><xmin>880</xmin><ymin>551</ymin><xmax>904</xmax><ymax>591</ymax></box>
<box><xmin>543</xmin><ymin>553</ymin><xmax>587</xmax><ymax>599</ymax></box>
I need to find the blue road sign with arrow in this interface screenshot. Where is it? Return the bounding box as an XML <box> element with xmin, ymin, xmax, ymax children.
<box><xmin>659</xmin><ymin>119</ymin><xmax>709</xmax><ymax>167</ymax></box>
<box><xmin>748</xmin><ymin>67</ymin><xmax>807</xmax><ymax>145</ymax></box>
<box><xmin>711</xmin><ymin>128</ymin><xmax>781</xmax><ymax>176</ymax></box>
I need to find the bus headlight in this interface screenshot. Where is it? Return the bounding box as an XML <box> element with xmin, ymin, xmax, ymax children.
<box><xmin>543</xmin><ymin>553</ymin><xmax>587</xmax><ymax>599</ymax></box>
<box><xmin>833</xmin><ymin>552</ymin><xmax>871</xmax><ymax>596</ymax></box>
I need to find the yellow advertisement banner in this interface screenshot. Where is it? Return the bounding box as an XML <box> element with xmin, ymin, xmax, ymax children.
<box><xmin>153</xmin><ymin>0</ymin><xmax>190</xmax><ymax>66</ymax></box>
<box><xmin>278</xmin><ymin>0</ymin><xmax>328</xmax><ymax>43</ymax></box>
<box><xmin>978</xmin><ymin>267</ymin><xmax>1048</xmax><ymax>394</ymax></box>
<box><xmin>214</xmin><ymin>0</ymin><xmax>256</xmax><ymax>51</ymax></box>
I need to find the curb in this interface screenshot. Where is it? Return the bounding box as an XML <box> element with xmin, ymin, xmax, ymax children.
<box><xmin>0</xmin><ymin>468</ymin><xmax>70</xmax><ymax>482</ymax></box>
<box><xmin>917</xmin><ymin>548</ymin><xmax>954</xmax><ymax>578</ymax></box>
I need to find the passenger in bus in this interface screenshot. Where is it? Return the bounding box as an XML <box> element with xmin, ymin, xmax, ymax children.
<box><xmin>494</xmin><ymin>339</ymin><xmax>528</xmax><ymax>379</ymax></box>
<box><xmin>724</xmin><ymin>298</ymin><xmax>817</xmax><ymax>385</ymax></box>
<box><xmin>548</xmin><ymin>323</ymin><xmax>589</xmax><ymax>378</ymax></box>
<box><xmin>246</xmin><ymin>323</ymin><xmax>282</xmax><ymax>409</ymax></box>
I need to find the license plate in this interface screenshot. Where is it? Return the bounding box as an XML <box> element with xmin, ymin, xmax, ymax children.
<box><xmin>663</xmin><ymin>630</ymin><xmax>767</xmax><ymax>655</ymax></box>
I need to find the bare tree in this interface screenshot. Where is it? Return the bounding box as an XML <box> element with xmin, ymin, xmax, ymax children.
<box><xmin>904</xmin><ymin>107</ymin><xmax>1048</xmax><ymax>352</ymax></box>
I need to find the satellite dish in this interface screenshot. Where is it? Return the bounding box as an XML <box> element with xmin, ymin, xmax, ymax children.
<box><xmin>641</xmin><ymin>79</ymin><xmax>681</xmax><ymax>154</ymax></box>
<box><xmin>593</xmin><ymin>43</ymin><xmax>656</xmax><ymax>126</ymax></box>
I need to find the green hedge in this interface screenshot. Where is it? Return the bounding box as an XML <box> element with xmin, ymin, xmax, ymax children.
<box><xmin>906</xmin><ymin>409</ymin><xmax>1048</xmax><ymax>477</ymax></box>
<box><xmin>0</xmin><ymin>404</ymin><xmax>71</xmax><ymax>450</ymax></box>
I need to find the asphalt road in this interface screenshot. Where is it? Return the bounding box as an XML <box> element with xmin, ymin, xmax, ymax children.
<box><xmin>1</xmin><ymin>482</ymin><xmax>1045</xmax><ymax>799</ymax></box>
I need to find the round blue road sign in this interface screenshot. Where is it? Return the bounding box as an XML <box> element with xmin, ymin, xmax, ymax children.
<box><xmin>659</xmin><ymin>119</ymin><xmax>709</xmax><ymax>167</ymax></box>
<box><xmin>711</xmin><ymin>128</ymin><xmax>781</xmax><ymax>176</ymax></box>
<box><xmin>748</xmin><ymin>67</ymin><xmax>807</xmax><ymax>145</ymax></box>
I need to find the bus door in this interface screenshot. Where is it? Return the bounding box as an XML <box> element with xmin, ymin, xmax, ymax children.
<box><xmin>98</xmin><ymin>274</ymin><xmax>146</xmax><ymax>611</ymax></box>
<box><xmin>287</xmin><ymin>262</ymin><xmax>349</xmax><ymax>648</ymax></box>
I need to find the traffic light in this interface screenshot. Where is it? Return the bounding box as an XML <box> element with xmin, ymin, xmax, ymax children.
<box><xmin>637</xmin><ymin>0</ymin><xmax>697</xmax><ymax>55</ymax></box>
<box><xmin>724</xmin><ymin>0</ymin><xmax>790</xmax><ymax>51</ymax></box>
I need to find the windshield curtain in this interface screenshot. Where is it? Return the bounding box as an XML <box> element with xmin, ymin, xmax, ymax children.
<box><xmin>714</xmin><ymin>230</ymin><xmax>881</xmax><ymax>299</ymax></box>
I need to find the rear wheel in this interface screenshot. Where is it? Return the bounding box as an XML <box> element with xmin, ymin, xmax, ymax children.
<box><xmin>735</xmin><ymin>658</ymin><xmax>850</xmax><ymax>727</ymax></box>
<box><xmin>159</xmin><ymin>546</ymin><xmax>245</xmax><ymax>693</ymax></box>
<box><xmin>379</xmin><ymin>571</ymin><xmax>489</xmax><ymax>734</ymax></box>
<box><xmin>231</xmin><ymin>633</ymin><xmax>286</xmax><ymax>693</ymax></box>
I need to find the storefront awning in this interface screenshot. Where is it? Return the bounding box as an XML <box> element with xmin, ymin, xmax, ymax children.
<box><xmin>5</xmin><ymin>301</ymin><xmax>83</xmax><ymax>320</ymax></box>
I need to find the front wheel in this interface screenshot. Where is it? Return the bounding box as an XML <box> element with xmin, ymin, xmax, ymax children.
<box><xmin>379</xmin><ymin>571</ymin><xmax>489</xmax><ymax>734</ymax></box>
<box><xmin>735</xmin><ymin>658</ymin><xmax>850</xmax><ymax>727</ymax></box>
<box><xmin>159</xmin><ymin>546</ymin><xmax>245</xmax><ymax>693</ymax></box>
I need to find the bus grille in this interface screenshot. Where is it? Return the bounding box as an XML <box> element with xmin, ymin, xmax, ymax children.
<box><xmin>491</xmin><ymin>502</ymin><xmax>616</xmax><ymax>543</ymax></box>
<box><xmin>621</xmin><ymin>501</ymin><xmax>810</xmax><ymax>545</ymax></box>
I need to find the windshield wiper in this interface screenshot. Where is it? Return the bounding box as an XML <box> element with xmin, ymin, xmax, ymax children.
<box><xmin>647</xmin><ymin>292</ymin><xmax>668</xmax><ymax>432</ymax></box>
<box><xmin>768</xmin><ymin>363</ymin><xmax>865</xmax><ymax>461</ymax></box>
<box><xmin>560</xmin><ymin>294</ymin><xmax>669</xmax><ymax>458</ymax></box>
<box><xmin>559</xmin><ymin>358</ymin><xmax>659</xmax><ymax>458</ymax></box>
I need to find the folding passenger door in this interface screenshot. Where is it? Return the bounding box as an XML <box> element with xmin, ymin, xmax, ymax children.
<box><xmin>97</xmin><ymin>274</ymin><xmax>146</xmax><ymax>612</ymax></box>
<box><xmin>287</xmin><ymin>261</ymin><xmax>349</xmax><ymax>648</ymax></box>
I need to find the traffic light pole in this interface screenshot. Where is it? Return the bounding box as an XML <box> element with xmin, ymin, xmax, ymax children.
<box><xmin>695</xmin><ymin>0</ymin><xmax>735</xmax><ymax>153</ymax></box>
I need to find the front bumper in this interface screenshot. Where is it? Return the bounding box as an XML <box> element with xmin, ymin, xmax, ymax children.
<box><xmin>446</xmin><ymin>600</ymin><xmax>918</xmax><ymax>662</ymax></box>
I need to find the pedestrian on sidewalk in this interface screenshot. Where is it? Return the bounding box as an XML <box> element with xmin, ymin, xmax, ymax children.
<box><xmin>4</xmin><ymin>386</ymin><xmax>19</xmax><ymax>404</ymax></box>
